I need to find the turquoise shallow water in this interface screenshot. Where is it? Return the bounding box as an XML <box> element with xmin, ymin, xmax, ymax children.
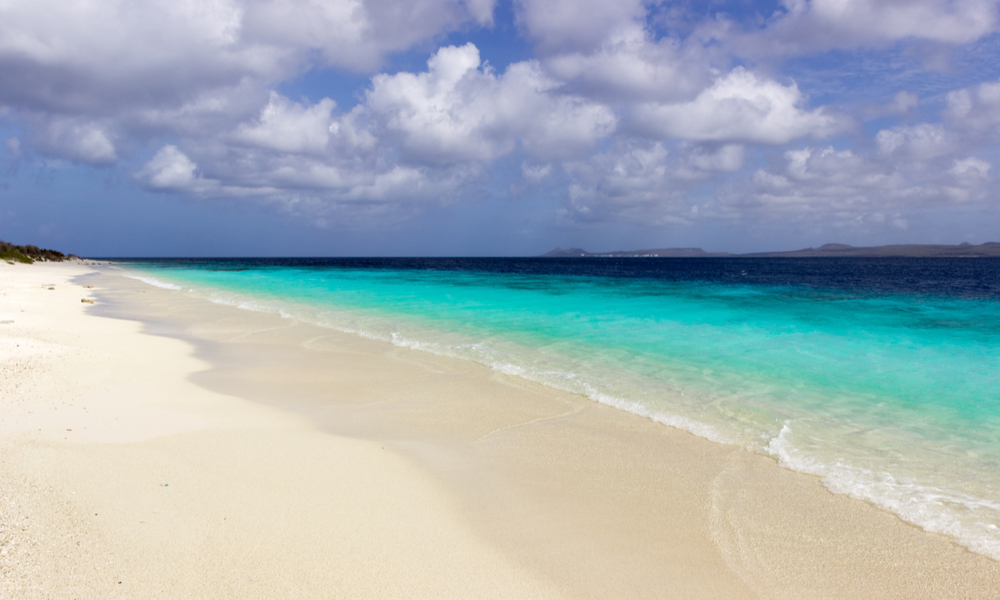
<box><xmin>118</xmin><ymin>258</ymin><xmax>1000</xmax><ymax>558</ymax></box>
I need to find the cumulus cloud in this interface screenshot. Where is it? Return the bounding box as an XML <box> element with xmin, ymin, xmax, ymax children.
<box><xmin>137</xmin><ymin>145</ymin><xmax>216</xmax><ymax>193</ymax></box>
<box><xmin>365</xmin><ymin>44</ymin><xmax>510</xmax><ymax>163</ymax></box>
<box><xmin>950</xmin><ymin>156</ymin><xmax>992</xmax><ymax>178</ymax></box>
<box><xmin>32</xmin><ymin>119</ymin><xmax>117</xmax><ymax>165</ymax></box>
<box><xmin>142</xmin><ymin>43</ymin><xmax>617</xmax><ymax>214</ymax></box>
<box><xmin>232</xmin><ymin>92</ymin><xmax>336</xmax><ymax>154</ymax></box>
<box><xmin>0</xmin><ymin>0</ymin><xmax>497</xmax><ymax>113</ymax></box>
<box><xmin>867</xmin><ymin>79</ymin><xmax>1000</xmax><ymax>181</ymax></box>
<box><xmin>558</xmin><ymin>141</ymin><xmax>752</xmax><ymax>224</ymax></box>
<box><xmin>202</xmin><ymin>147</ymin><xmax>469</xmax><ymax>204</ymax></box>
<box><xmin>727</xmin><ymin>0</ymin><xmax>1000</xmax><ymax>56</ymax></box>
<box><xmin>514</xmin><ymin>0</ymin><xmax>646</xmax><ymax>54</ymax></box>
<box><xmin>945</xmin><ymin>78</ymin><xmax>1000</xmax><ymax>132</ymax></box>
<box><xmin>735</xmin><ymin>147</ymin><xmax>912</xmax><ymax>221</ymax></box>
<box><xmin>724</xmin><ymin>146</ymin><xmax>994</xmax><ymax>224</ymax></box>
<box><xmin>244</xmin><ymin>0</ymin><xmax>498</xmax><ymax>71</ymax></box>
<box><xmin>945</xmin><ymin>156</ymin><xmax>992</xmax><ymax>201</ymax></box>
<box><xmin>4</xmin><ymin>0</ymin><xmax>1000</xmax><ymax>236</ymax></box>
<box><xmin>0</xmin><ymin>0</ymin><xmax>501</xmax><ymax>165</ymax></box>
<box><xmin>559</xmin><ymin>141</ymin><xmax>681</xmax><ymax>223</ymax></box>
<box><xmin>678</xmin><ymin>144</ymin><xmax>745</xmax><ymax>177</ymax></box>
<box><xmin>0</xmin><ymin>0</ymin><xmax>275</xmax><ymax>116</ymax></box>
<box><xmin>541</xmin><ymin>24</ymin><xmax>712</xmax><ymax>104</ymax></box>
<box><xmin>631</xmin><ymin>68</ymin><xmax>846</xmax><ymax>144</ymax></box>
<box><xmin>876</xmin><ymin>123</ymin><xmax>957</xmax><ymax>161</ymax></box>
<box><xmin>364</xmin><ymin>43</ymin><xmax>616</xmax><ymax>163</ymax></box>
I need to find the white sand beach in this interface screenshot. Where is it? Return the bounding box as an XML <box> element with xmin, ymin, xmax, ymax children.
<box><xmin>2</xmin><ymin>261</ymin><xmax>999</xmax><ymax>599</ymax></box>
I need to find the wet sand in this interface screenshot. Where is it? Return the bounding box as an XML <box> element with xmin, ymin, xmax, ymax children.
<box><xmin>2</xmin><ymin>261</ymin><xmax>998</xmax><ymax>598</ymax></box>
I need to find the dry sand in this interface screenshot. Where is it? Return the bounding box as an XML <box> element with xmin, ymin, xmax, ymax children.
<box><xmin>2</xmin><ymin>261</ymin><xmax>999</xmax><ymax>599</ymax></box>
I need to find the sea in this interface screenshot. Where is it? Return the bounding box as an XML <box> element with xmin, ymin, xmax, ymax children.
<box><xmin>112</xmin><ymin>257</ymin><xmax>1000</xmax><ymax>559</ymax></box>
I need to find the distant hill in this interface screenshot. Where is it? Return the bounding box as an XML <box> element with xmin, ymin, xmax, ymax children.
<box><xmin>744</xmin><ymin>242</ymin><xmax>1000</xmax><ymax>257</ymax></box>
<box><xmin>541</xmin><ymin>242</ymin><xmax>1000</xmax><ymax>258</ymax></box>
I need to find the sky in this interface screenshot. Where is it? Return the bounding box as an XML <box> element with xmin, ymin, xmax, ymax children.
<box><xmin>2</xmin><ymin>0</ymin><xmax>1000</xmax><ymax>256</ymax></box>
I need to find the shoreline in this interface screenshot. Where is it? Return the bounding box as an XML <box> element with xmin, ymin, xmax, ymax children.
<box><xmin>3</xmin><ymin>261</ymin><xmax>1000</xmax><ymax>598</ymax></box>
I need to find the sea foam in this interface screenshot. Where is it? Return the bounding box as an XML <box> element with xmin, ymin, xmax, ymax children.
<box><xmin>125</xmin><ymin>274</ymin><xmax>184</xmax><ymax>291</ymax></box>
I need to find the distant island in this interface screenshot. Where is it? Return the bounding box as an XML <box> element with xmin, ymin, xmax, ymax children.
<box><xmin>541</xmin><ymin>242</ymin><xmax>1000</xmax><ymax>258</ymax></box>
<box><xmin>541</xmin><ymin>247</ymin><xmax>730</xmax><ymax>258</ymax></box>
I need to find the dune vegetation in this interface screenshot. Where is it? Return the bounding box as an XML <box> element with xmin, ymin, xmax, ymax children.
<box><xmin>0</xmin><ymin>240</ymin><xmax>75</xmax><ymax>264</ymax></box>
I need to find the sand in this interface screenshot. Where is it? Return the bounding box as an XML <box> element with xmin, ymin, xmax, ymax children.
<box><xmin>2</xmin><ymin>261</ymin><xmax>999</xmax><ymax>599</ymax></box>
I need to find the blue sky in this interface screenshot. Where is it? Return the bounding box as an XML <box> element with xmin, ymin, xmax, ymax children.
<box><xmin>2</xmin><ymin>0</ymin><xmax>1000</xmax><ymax>256</ymax></box>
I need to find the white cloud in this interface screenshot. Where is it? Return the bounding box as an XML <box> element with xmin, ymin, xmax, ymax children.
<box><xmin>514</xmin><ymin>0</ymin><xmax>646</xmax><ymax>54</ymax></box>
<box><xmin>559</xmin><ymin>141</ymin><xmax>703</xmax><ymax>224</ymax></box>
<box><xmin>945</xmin><ymin>79</ymin><xmax>1000</xmax><ymax>132</ymax></box>
<box><xmin>144</xmin><ymin>119</ymin><xmax>487</xmax><ymax>212</ymax></box>
<box><xmin>3</xmin><ymin>0</ymin><xmax>998</xmax><ymax>235</ymax></box>
<box><xmin>876</xmin><ymin>123</ymin><xmax>956</xmax><ymax>161</ymax></box>
<box><xmin>521</xmin><ymin>162</ymin><xmax>551</xmax><ymax>183</ymax></box>
<box><xmin>632</xmin><ymin>68</ymin><xmax>846</xmax><ymax>144</ymax></box>
<box><xmin>728</xmin><ymin>0</ymin><xmax>1000</xmax><ymax>56</ymax></box>
<box><xmin>0</xmin><ymin>0</ymin><xmax>278</xmax><ymax>114</ymax></box>
<box><xmin>0</xmin><ymin>0</ymin><xmax>496</xmax><ymax>99</ymax></box>
<box><xmin>33</xmin><ymin>119</ymin><xmax>117</xmax><ymax>165</ymax></box>
<box><xmin>721</xmin><ymin>145</ymin><xmax>994</xmax><ymax>223</ymax></box>
<box><xmin>128</xmin><ymin>45</ymin><xmax>601</xmax><ymax>212</ymax></box>
<box><xmin>244</xmin><ymin>0</ymin><xmax>497</xmax><ymax>71</ymax></box>
<box><xmin>735</xmin><ymin>147</ymin><xmax>914</xmax><ymax>219</ymax></box>
<box><xmin>232</xmin><ymin>92</ymin><xmax>335</xmax><ymax>154</ymax></box>
<box><xmin>945</xmin><ymin>157</ymin><xmax>992</xmax><ymax>200</ymax></box>
<box><xmin>365</xmin><ymin>44</ymin><xmax>505</xmax><ymax>163</ymax></box>
<box><xmin>137</xmin><ymin>145</ymin><xmax>216</xmax><ymax>193</ymax></box>
<box><xmin>364</xmin><ymin>43</ymin><xmax>616</xmax><ymax>163</ymax></box>
<box><xmin>684</xmin><ymin>144</ymin><xmax>745</xmax><ymax>173</ymax></box>
<box><xmin>950</xmin><ymin>156</ymin><xmax>992</xmax><ymax>178</ymax></box>
<box><xmin>0</xmin><ymin>0</ymin><xmax>501</xmax><ymax>165</ymax></box>
<box><xmin>541</xmin><ymin>24</ymin><xmax>711</xmax><ymax>104</ymax></box>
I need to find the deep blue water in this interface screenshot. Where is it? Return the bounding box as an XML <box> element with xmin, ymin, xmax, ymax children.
<box><xmin>112</xmin><ymin>256</ymin><xmax>1000</xmax><ymax>298</ymax></box>
<box><xmin>113</xmin><ymin>257</ymin><xmax>1000</xmax><ymax>559</ymax></box>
